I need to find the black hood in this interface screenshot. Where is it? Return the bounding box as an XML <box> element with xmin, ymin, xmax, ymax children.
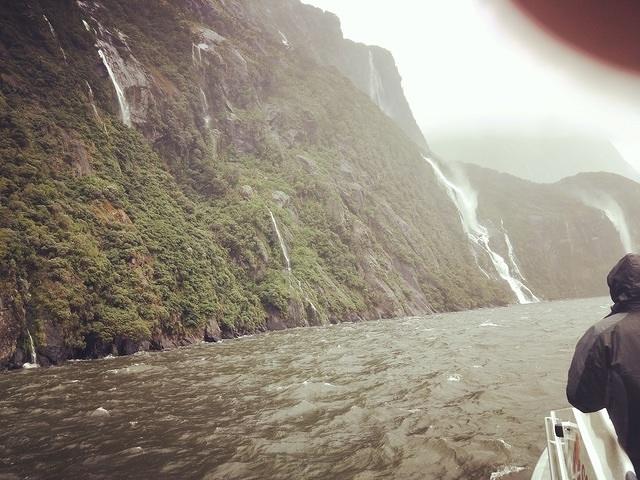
<box><xmin>608</xmin><ymin>253</ymin><xmax>640</xmax><ymax>314</ymax></box>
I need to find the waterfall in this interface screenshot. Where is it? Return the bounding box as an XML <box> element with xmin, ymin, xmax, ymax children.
<box><xmin>43</xmin><ymin>15</ymin><xmax>68</xmax><ymax>63</ymax></box>
<box><xmin>192</xmin><ymin>43</ymin><xmax>207</xmax><ymax>66</ymax></box>
<box><xmin>23</xmin><ymin>330</ymin><xmax>38</xmax><ymax>369</ymax></box>
<box><xmin>85</xmin><ymin>81</ymin><xmax>108</xmax><ymax>133</ymax></box>
<box><xmin>199</xmin><ymin>88</ymin><xmax>211</xmax><ymax>127</ymax></box>
<box><xmin>98</xmin><ymin>48</ymin><xmax>131</xmax><ymax>126</ymax></box>
<box><xmin>85</xmin><ymin>81</ymin><xmax>100</xmax><ymax>119</ymax></box>
<box><xmin>502</xmin><ymin>220</ymin><xmax>526</xmax><ymax>280</ymax></box>
<box><xmin>278</xmin><ymin>30</ymin><xmax>289</xmax><ymax>47</ymax></box>
<box><xmin>423</xmin><ymin>155</ymin><xmax>539</xmax><ymax>304</ymax></box>
<box><xmin>268</xmin><ymin>209</ymin><xmax>321</xmax><ymax>319</ymax></box>
<box><xmin>580</xmin><ymin>194</ymin><xmax>633</xmax><ymax>253</ymax></box>
<box><xmin>367</xmin><ymin>50</ymin><xmax>389</xmax><ymax>116</ymax></box>
<box><xmin>269</xmin><ymin>209</ymin><xmax>291</xmax><ymax>272</ymax></box>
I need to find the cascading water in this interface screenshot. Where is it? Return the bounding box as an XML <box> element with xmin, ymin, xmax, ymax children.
<box><xmin>23</xmin><ymin>330</ymin><xmax>38</xmax><ymax>369</ymax></box>
<box><xmin>580</xmin><ymin>193</ymin><xmax>634</xmax><ymax>253</ymax></box>
<box><xmin>278</xmin><ymin>30</ymin><xmax>290</xmax><ymax>47</ymax></box>
<box><xmin>97</xmin><ymin>48</ymin><xmax>131</xmax><ymax>126</ymax></box>
<box><xmin>85</xmin><ymin>81</ymin><xmax>108</xmax><ymax>133</ymax></box>
<box><xmin>43</xmin><ymin>15</ymin><xmax>68</xmax><ymax>62</ymax></box>
<box><xmin>199</xmin><ymin>88</ymin><xmax>211</xmax><ymax>128</ymax></box>
<box><xmin>192</xmin><ymin>43</ymin><xmax>207</xmax><ymax>66</ymax></box>
<box><xmin>268</xmin><ymin>209</ymin><xmax>320</xmax><ymax>319</ymax></box>
<box><xmin>269</xmin><ymin>209</ymin><xmax>291</xmax><ymax>272</ymax></box>
<box><xmin>423</xmin><ymin>156</ymin><xmax>539</xmax><ymax>304</ymax></box>
<box><xmin>367</xmin><ymin>50</ymin><xmax>390</xmax><ymax>116</ymax></box>
<box><xmin>85</xmin><ymin>81</ymin><xmax>100</xmax><ymax>119</ymax></box>
<box><xmin>502</xmin><ymin>220</ymin><xmax>526</xmax><ymax>280</ymax></box>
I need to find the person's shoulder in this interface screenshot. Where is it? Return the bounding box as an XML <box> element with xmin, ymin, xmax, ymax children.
<box><xmin>591</xmin><ymin>313</ymin><xmax>627</xmax><ymax>336</ymax></box>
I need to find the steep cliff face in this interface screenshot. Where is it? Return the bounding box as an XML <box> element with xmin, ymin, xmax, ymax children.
<box><xmin>0</xmin><ymin>0</ymin><xmax>504</xmax><ymax>367</ymax></box>
<box><xmin>465</xmin><ymin>165</ymin><xmax>640</xmax><ymax>300</ymax></box>
<box><xmin>239</xmin><ymin>1</ymin><xmax>430</xmax><ymax>151</ymax></box>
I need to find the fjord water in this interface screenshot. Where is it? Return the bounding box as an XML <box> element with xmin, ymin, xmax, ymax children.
<box><xmin>0</xmin><ymin>297</ymin><xmax>609</xmax><ymax>479</ymax></box>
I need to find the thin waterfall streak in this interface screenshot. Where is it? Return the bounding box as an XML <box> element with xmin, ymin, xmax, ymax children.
<box><xmin>501</xmin><ymin>220</ymin><xmax>526</xmax><ymax>281</ymax></box>
<box><xmin>269</xmin><ymin>209</ymin><xmax>291</xmax><ymax>272</ymax></box>
<box><xmin>43</xmin><ymin>15</ymin><xmax>68</xmax><ymax>62</ymax></box>
<box><xmin>199</xmin><ymin>88</ymin><xmax>211</xmax><ymax>127</ymax></box>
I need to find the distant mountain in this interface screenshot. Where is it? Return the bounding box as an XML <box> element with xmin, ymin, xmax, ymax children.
<box><xmin>464</xmin><ymin>164</ymin><xmax>640</xmax><ymax>300</ymax></box>
<box><xmin>247</xmin><ymin>2</ymin><xmax>430</xmax><ymax>151</ymax></box>
<box><xmin>430</xmin><ymin>132</ymin><xmax>640</xmax><ymax>183</ymax></box>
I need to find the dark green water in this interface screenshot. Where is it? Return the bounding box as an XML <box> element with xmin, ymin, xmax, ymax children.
<box><xmin>0</xmin><ymin>297</ymin><xmax>610</xmax><ymax>479</ymax></box>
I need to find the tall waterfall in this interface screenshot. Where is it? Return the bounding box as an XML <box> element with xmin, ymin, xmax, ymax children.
<box><xmin>423</xmin><ymin>156</ymin><xmax>539</xmax><ymax>304</ymax></box>
<box><xmin>97</xmin><ymin>48</ymin><xmax>131</xmax><ymax>126</ymax></box>
<box><xmin>502</xmin><ymin>220</ymin><xmax>526</xmax><ymax>280</ymax></box>
<box><xmin>23</xmin><ymin>330</ymin><xmax>38</xmax><ymax>369</ymax></box>
<box><xmin>199</xmin><ymin>88</ymin><xmax>211</xmax><ymax>128</ymax></box>
<box><xmin>367</xmin><ymin>50</ymin><xmax>390</xmax><ymax>116</ymax></box>
<box><xmin>581</xmin><ymin>193</ymin><xmax>633</xmax><ymax>253</ymax></box>
<box><xmin>269</xmin><ymin>209</ymin><xmax>291</xmax><ymax>272</ymax></box>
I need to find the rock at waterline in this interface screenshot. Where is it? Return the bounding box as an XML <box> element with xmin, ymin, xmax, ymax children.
<box><xmin>90</xmin><ymin>407</ymin><xmax>110</xmax><ymax>417</ymax></box>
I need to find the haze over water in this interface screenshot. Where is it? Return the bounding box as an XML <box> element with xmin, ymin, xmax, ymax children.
<box><xmin>0</xmin><ymin>297</ymin><xmax>609</xmax><ymax>479</ymax></box>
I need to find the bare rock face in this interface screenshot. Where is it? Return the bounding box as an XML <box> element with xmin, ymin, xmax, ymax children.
<box><xmin>204</xmin><ymin>318</ymin><xmax>222</xmax><ymax>342</ymax></box>
<box><xmin>0</xmin><ymin>297</ymin><xmax>19</xmax><ymax>368</ymax></box>
<box><xmin>37</xmin><ymin>320</ymin><xmax>72</xmax><ymax>366</ymax></box>
<box><xmin>271</xmin><ymin>190</ymin><xmax>290</xmax><ymax>208</ymax></box>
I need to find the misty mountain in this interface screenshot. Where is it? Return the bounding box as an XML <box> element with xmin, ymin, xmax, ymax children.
<box><xmin>0</xmin><ymin>0</ymin><xmax>505</xmax><ymax>368</ymax></box>
<box><xmin>465</xmin><ymin>164</ymin><xmax>640</xmax><ymax>300</ymax></box>
<box><xmin>2</xmin><ymin>0</ymin><xmax>639</xmax><ymax>369</ymax></box>
<box><xmin>431</xmin><ymin>132</ymin><xmax>640</xmax><ymax>183</ymax></box>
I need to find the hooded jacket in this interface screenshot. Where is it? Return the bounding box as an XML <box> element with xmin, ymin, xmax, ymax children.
<box><xmin>567</xmin><ymin>253</ymin><xmax>640</xmax><ymax>468</ymax></box>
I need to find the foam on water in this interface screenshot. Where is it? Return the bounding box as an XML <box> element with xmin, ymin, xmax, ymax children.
<box><xmin>0</xmin><ymin>297</ymin><xmax>609</xmax><ymax>479</ymax></box>
<box><xmin>489</xmin><ymin>465</ymin><xmax>525</xmax><ymax>479</ymax></box>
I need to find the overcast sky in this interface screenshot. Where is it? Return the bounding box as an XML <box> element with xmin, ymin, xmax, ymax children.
<box><xmin>303</xmin><ymin>0</ymin><xmax>640</xmax><ymax>170</ymax></box>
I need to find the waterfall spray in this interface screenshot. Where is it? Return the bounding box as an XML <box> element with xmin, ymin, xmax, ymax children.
<box><xmin>368</xmin><ymin>50</ymin><xmax>389</xmax><ymax>116</ymax></box>
<box><xmin>579</xmin><ymin>193</ymin><xmax>634</xmax><ymax>253</ymax></box>
<box><xmin>23</xmin><ymin>330</ymin><xmax>38</xmax><ymax>369</ymax></box>
<box><xmin>424</xmin><ymin>156</ymin><xmax>539</xmax><ymax>304</ymax></box>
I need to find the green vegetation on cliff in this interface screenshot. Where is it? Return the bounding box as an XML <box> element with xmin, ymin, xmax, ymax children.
<box><xmin>0</xmin><ymin>0</ymin><xmax>508</xmax><ymax>366</ymax></box>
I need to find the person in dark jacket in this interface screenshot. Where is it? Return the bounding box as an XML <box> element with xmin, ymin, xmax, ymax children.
<box><xmin>567</xmin><ymin>253</ymin><xmax>640</xmax><ymax>472</ymax></box>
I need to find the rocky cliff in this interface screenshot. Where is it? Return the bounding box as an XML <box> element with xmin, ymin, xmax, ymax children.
<box><xmin>242</xmin><ymin>1</ymin><xmax>430</xmax><ymax>151</ymax></box>
<box><xmin>2</xmin><ymin>0</ymin><xmax>637</xmax><ymax>369</ymax></box>
<box><xmin>0</xmin><ymin>0</ymin><xmax>504</xmax><ymax>368</ymax></box>
<box><xmin>464</xmin><ymin>165</ymin><xmax>640</xmax><ymax>300</ymax></box>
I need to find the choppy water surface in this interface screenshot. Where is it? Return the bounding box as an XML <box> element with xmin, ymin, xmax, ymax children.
<box><xmin>0</xmin><ymin>297</ymin><xmax>610</xmax><ymax>479</ymax></box>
